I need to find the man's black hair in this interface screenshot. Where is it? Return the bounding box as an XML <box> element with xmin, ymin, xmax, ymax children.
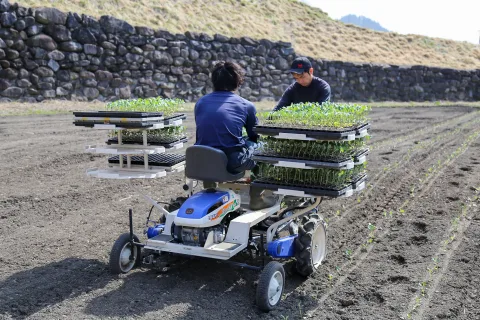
<box><xmin>211</xmin><ymin>61</ymin><xmax>245</xmax><ymax>92</ymax></box>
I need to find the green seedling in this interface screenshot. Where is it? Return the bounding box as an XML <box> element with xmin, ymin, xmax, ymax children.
<box><xmin>256</xmin><ymin>163</ymin><xmax>364</xmax><ymax>190</ymax></box>
<box><xmin>106</xmin><ymin>97</ymin><xmax>186</xmax><ymax>143</ymax></box>
<box><xmin>257</xmin><ymin>101</ymin><xmax>371</xmax><ymax>130</ymax></box>
<box><xmin>106</xmin><ymin>97</ymin><xmax>185</xmax><ymax>116</ymax></box>
<box><xmin>257</xmin><ymin>136</ymin><xmax>368</xmax><ymax>162</ymax></box>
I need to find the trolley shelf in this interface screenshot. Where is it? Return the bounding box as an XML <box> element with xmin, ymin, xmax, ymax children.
<box><xmin>252</xmin><ymin>149</ymin><xmax>369</xmax><ymax>170</ymax></box>
<box><xmin>251</xmin><ymin>174</ymin><xmax>368</xmax><ymax>198</ymax></box>
<box><xmin>108</xmin><ymin>154</ymin><xmax>186</xmax><ymax>168</ymax></box>
<box><xmin>106</xmin><ymin>137</ymin><xmax>188</xmax><ymax>149</ymax></box>
<box><xmin>163</xmin><ymin>114</ymin><xmax>187</xmax><ymax>126</ymax></box>
<box><xmin>251</xmin><ymin>180</ymin><xmax>353</xmax><ymax>198</ymax></box>
<box><xmin>253</xmin><ymin>123</ymin><xmax>370</xmax><ymax>142</ymax></box>
<box><xmin>108</xmin><ymin>162</ymin><xmax>185</xmax><ymax>173</ymax></box>
<box><xmin>252</xmin><ymin>155</ymin><xmax>354</xmax><ymax>170</ymax></box>
<box><xmin>74</xmin><ymin>122</ymin><xmax>166</xmax><ymax>130</ymax></box>
<box><xmin>85</xmin><ymin>144</ymin><xmax>166</xmax><ymax>155</ymax></box>
<box><xmin>73</xmin><ymin>111</ymin><xmax>164</xmax><ymax>118</ymax></box>
<box><xmin>86</xmin><ymin>167</ymin><xmax>167</xmax><ymax>179</ymax></box>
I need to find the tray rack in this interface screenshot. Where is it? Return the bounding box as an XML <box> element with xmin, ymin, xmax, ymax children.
<box><xmin>76</xmin><ymin>111</ymin><xmax>187</xmax><ymax>179</ymax></box>
<box><xmin>253</xmin><ymin>123</ymin><xmax>370</xmax><ymax>141</ymax></box>
<box><xmin>252</xmin><ymin>123</ymin><xmax>369</xmax><ymax>198</ymax></box>
<box><xmin>251</xmin><ymin>174</ymin><xmax>367</xmax><ymax>198</ymax></box>
<box><xmin>106</xmin><ymin>136</ymin><xmax>188</xmax><ymax>149</ymax></box>
<box><xmin>252</xmin><ymin>149</ymin><xmax>369</xmax><ymax>170</ymax></box>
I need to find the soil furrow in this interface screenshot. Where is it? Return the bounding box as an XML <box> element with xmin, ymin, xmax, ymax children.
<box><xmin>1</xmin><ymin>107</ymin><xmax>479</xmax><ymax>320</ymax></box>
<box><xmin>301</xmin><ymin>127</ymin><xmax>479</xmax><ymax>319</ymax></box>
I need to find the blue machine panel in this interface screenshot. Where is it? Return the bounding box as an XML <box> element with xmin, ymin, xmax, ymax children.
<box><xmin>267</xmin><ymin>235</ymin><xmax>297</xmax><ymax>258</ymax></box>
<box><xmin>176</xmin><ymin>190</ymin><xmax>230</xmax><ymax>219</ymax></box>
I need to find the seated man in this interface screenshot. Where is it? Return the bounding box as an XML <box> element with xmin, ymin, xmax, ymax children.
<box><xmin>194</xmin><ymin>61</ymin><xmax>276</xmax><ymax>210</ymax></box>
<box><xmin>273</xmin><ymin>57</ymin><xmax>331</xmax><ymax>111</ymax></box>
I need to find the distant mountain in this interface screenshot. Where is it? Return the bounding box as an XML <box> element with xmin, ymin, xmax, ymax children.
<box><xmin>340</xmin><ymin>15</ymin><xmax>389</xmax><ymax>32</ymax></box>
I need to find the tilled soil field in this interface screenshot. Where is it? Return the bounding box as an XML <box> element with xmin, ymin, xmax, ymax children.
<box><xmin>0</xmin><ymin>106</ymin><xmax>479</xmax><ymax>320</ymax></box>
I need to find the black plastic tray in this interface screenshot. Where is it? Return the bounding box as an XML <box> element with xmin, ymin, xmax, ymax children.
<box><xmin>74</xmin><ymin>121</ymin><xmax>163</xmax><ymax>128</ymax></box>
<box><xmin>252</xmin><ymin>155</ymin><xmax>353</xmax><ymax>169</ymax></box>
<box><xmin>73</xmin><ymin>111</ymin><xmax>164</xmax><ymax>118</ymax></box>
<box><xmin>106</xmin><ymin>137</ymin><xmax>188</xmax><ymax>148</ymax></box>
<box><xmin>253</xmin><ymin>123</ymin><xmax>370</xmax><ymax>140</ymax></box>
<box><xmin>253</xmin><ymin>148</ymin><xmax>369</xmax><ymax>167</ymax></box>
<box><xmin>352</xmin><ymin>174</ymin><xmax>368</xmax><ymax>189</ymax></box>
<box><xmin>251</xmin><ymin>180</ymin><xmax>353</xmax><ymax>197</ymax></box>
<box><xmin>163</xmin><ymin>113</ymin><xmax>187</xmax><ymax>125</ymax></box>
<box><xmin>108</xmin><ymin>154</ymin><xmax>186</xmax><ymax>167</ymax></box>
<box><xmin>353</xmin><ymin>149</ymin><xmax>369</xmax><ymax>162</ymax></box>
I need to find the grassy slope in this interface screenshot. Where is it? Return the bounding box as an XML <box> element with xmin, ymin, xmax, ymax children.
<box><xmin>18</xmin><ymin>0</ymin><xmax>480</xmax><ymax>70</ymax></box>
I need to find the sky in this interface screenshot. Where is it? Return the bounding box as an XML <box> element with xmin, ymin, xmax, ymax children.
<box><xmin>302</xmin><ymin>0</ymin><xmax>480</xmax><ymax>44</ymax></box>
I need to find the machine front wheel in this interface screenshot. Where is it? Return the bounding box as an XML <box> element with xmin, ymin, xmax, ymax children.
<box><xmin>295</xmin><ymin>213</ymin><xmax>327</xmax><ymax>277</ymax></box>
<box><xmin>109</xmin><ymin>233</ymin><xmax>142</xmax><ymax>274</ymax></box>
<box><xmin>256</xmin><ymin>261</ymin><xmax>285</xmax><ymax>312</ymax></box>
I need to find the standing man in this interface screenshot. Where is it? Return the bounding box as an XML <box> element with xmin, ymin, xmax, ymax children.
<box><xmin>273</xmin><ymin>57</ymin><xmax>331</xmax><ymax>111</ymax></box>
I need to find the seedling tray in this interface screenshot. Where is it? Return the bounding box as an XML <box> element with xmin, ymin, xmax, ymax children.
<box><xmin>108</xmin><ymin>153</ymin><xmax>186</xmax><ymax>168</ymax></box>
<box><xmin>106</xmin><ymin>137</ymin><xmax>188</xmax><ymax>148</ymax></box>
<box><xmin>74</xmin><ymin>121</ymin><xmax>164</xmax><ymax>129</ymax></box>
<box><xmin>352</xmin><ymin>174</ymin><xmax>368</xmax><ymax>190</ymax></box>
<box><xmin>252</xmin><ymin>155</ymin><xmax>354</xmax><ymax>170</ymax></box>
<box><xmin>73</xmin><ymin>111</ymin><xmax>164</xmax><ymax>118</ymax></box>
<box><xmin>163</xmin><ymin>113</ymin><xmax>187</xmax><ymax>125</ymax></box>
<box><xmin>251</xmin><ymin>180</ymin><xmax>353</xmax><ymax>197</ymax></box>
<box><xmin>253</xmin><ymin>148</ymin><xmax>369</xmax><ymax>168</ymax></box>
<box><xmin>353</xmin><ymin>149</ymin><xmax>369</xmax><ymax>164</ymax></box>
<box><xmin>254</xmin><ymin>123</ymin><xmax>369</xmax><ymax>141</ymax></box>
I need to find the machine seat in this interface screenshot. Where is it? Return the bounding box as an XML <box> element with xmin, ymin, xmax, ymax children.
<box><xmin>185</xmin><ymin>145</ymin><xmax>245</xmax><ymax>183</ymax></box>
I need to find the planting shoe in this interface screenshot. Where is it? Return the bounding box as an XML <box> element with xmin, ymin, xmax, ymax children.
<box><xmin>249</xmin><ymin>186</ymin><xmax>279</xmax><ymax>210</ymax></box>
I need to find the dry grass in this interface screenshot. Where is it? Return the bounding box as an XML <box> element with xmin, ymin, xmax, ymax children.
<box><xmin>18</xmin><ymin>0</ymin><xmax>480</xmax><ymax>70</ymax></box>
<box><xmin>2</xmin><ymin>100</ymin><xmax>479</xmax><ymax>117</ymax></box>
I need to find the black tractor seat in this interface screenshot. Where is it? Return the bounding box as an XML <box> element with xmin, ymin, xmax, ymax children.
<box><xmin>185</xmin><ymin>145</ymin><xmax>245</xmax><ymax>183</ymax></box>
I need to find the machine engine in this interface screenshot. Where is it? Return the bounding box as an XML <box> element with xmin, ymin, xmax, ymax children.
<box><xmin>172</xmin><ymin>224</ymin><xmax>226</xmax><ymax>247</ymax></box>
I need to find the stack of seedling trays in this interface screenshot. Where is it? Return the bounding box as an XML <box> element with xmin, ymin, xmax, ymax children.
<box><xmin>252</xmin><ymin>102</ymin><xmax>370</xmax><ymax>198</ymax></box>
<box><xmin>74</xmin><ymin>97</ymin><xmax>187</xmax><ymax>179</ymax></box>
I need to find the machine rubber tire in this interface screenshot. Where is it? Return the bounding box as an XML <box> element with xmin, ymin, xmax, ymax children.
<box><xmin>256</xmin><ymin>261</ymin><xmax>285</xmax><ymax>312</ymax></box>
<box><xmin>294</xmin><ymin>213</ymin><xmax>327</xmax><ymax>277</ymax></box>
<box><xmin>109</xmin><ymin>233</ymin><xmax>142</xmax><ymax>274</ymax></box>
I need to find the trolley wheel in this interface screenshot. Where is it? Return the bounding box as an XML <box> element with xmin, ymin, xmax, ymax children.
<box><xmin>256</xmin><ymin>261</ymin><xmax>285</xmax><ymax>312</ymax></box>
<box><xmin>295</xmin><ymin>212</ymin><xmax>327</xmax><ymax>277</ymax></box>
<box><xmin>109</xmin><ymin>233</ymin><xmax>142</xmax><ymax>274</ymax></box>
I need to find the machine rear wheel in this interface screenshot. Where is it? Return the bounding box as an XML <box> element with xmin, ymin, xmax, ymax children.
<box><xmin>110</xmin><ymin>233</ymin><xmax>142</xmax><ymax>274</ymax></box>
<box><xmin>295</xmin><ymin>213</ymin><xmax>327</xmax><ymax>277</ymax></box>
<box><xmin>256</xmin><ymin>261</ymin><xmax>285</xmax><ymax>312</ymax></box>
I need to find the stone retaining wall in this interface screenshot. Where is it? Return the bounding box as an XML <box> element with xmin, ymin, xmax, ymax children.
<box><xmin>1</xmin><ymin>0</ymin><xmax>479</xmax><ymax>103</ymax></box>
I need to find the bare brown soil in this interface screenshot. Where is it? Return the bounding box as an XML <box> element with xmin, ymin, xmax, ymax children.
<box><xmin>0</xmin><ymin>106</ymin><xmax>479</xmax><ymax>320</ymax></box>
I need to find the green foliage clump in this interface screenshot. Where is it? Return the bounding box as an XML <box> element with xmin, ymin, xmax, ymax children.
<box><xmin>254</xmin><ymin>102</ymin><xmax>369</xmax><ymax>190</ymax></box>
<box><xmin>257</xmin><ymin>102</ymin><xmax>370</xmax><ymax>130</ymax></box>
<box><xmin>106</xmin><ymin>97</ymin><xmax>185</xmax><ymax>116</ymax></box>
<box><xmin>110</xmin><ymin>126</ymin><xmax>186</xmax><ymax>144</ymax></box>
<box><xmin>106</xmin><ymin>97</ymin><xmax>186</xmax><ymax>144</ymax></box>
<box><xmin>256</xmin><ymin>163</ymin><xmax>366</xmax><ymax>190</ymax></box>
<box><xmin>257</xmin><ymin>136</ymin><xmax>368</xmax><ymax>161</ymax></box>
